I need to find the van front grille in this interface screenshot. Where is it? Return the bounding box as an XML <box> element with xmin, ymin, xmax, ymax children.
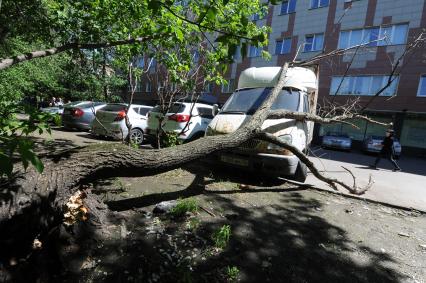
<box><xmin>239</xmin><ymin>139</ymin><xmax>260</xmax><ymax>149</ymax></box>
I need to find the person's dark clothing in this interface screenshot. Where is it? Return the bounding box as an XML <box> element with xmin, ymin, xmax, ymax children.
<box><xmin>381</xmin><ymin>136</ymin><xmax>394</xmax><ymax>153</ymax></box>
<box><xmin>373</xmin><ymin>136</ymin><xmax>401</xmax><ymax>170</ymax></box>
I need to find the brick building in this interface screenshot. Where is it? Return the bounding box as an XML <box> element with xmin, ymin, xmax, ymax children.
<box><xmin>133</xmin><ymin>0</ymin><xmax>426</xmax><ymax>154</ymax></box>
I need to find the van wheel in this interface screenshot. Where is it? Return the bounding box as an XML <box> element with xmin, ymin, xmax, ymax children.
<box><xmin>130</xmin><ymin>128</ymin><xmax>144</xmax><ymax>145</ymax></box>
<box><xmin>293</xmin><ymin>161</ymin><xmax>308</xmax><ymax>183</ymax></box>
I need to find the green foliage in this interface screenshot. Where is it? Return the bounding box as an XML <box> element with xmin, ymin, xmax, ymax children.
<box><xmin>129</xmin><ymin>140</ymin><xmax>140</xmax><ymax>149</ymax></box>
<box><xmin>186</xmin><ymin>217</ymin><xmax>201</xmax><ymax>232</ymax></box>
<box><xmin>0</xmin><ymin>104</ymin><xmax>53</xmax><ymax>176</ymax></box>
<box><xmin>170</xmin><ymin>198</ymin><xmax>199</xmax><ymax>217</ymax></box>
<box><xmin>226</xmin><ymin>266</ymin><xmax>240</xmax><ymax>282</ymax></box>
<box><xmin>162</xmin><ymin>132</ymin><xmax>182</xmax><ymax>148</ymax></box>
<box><xmin>212</xmin><ymin>224</ymin><xmax>231</xmax><ymax>249</ymax></box>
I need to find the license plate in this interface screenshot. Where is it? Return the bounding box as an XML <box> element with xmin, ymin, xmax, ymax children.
<box><xmin>220</xmin><ymin>155</ymin><xmax>249</xmax><ymax>167</ymax></box>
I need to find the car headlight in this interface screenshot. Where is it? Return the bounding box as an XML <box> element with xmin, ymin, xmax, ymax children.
<box><xmin>267</xmin><ymin>134</ymin><xmax>292</xmax><ymax>150</ymax></box>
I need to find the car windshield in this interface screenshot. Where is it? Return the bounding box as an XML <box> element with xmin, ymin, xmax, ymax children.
<box><xmin>67</xmin><ymin>102</ymin><xmax>104</xmax><ymax>109</ymax></box>
<box><xmin>139</xmin><ymin>107</ymin><xmax>151</xmax><ymax>116</ymax></box>
<box><xmin>152</xmin><ymin>103</ymin><xmax>186</xmax><ymax>114</ymax></box>
<box><xmin>220</xmin><ymin>88</ymin><xmax>300</xmax><ymax>115</ymax></box>
<box><xmin>327</xmin><ymin>132</ymin><xmax>349</xmax><ymax>138</ymax></box>
<box><xmin>101</xmin><ymin>104</ymin><xmax>127</xmax><ymax>112</ymax></box>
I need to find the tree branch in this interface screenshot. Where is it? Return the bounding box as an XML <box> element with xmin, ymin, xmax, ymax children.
<box><xmin>256</xmin><ymin>132</ymin><xmax>373</xmax><ymax>195</ymax></box>
<box><xmin>267</xmin><ymin>110</ymin><xmax>392</xmax><ymax>128</ymax></box>
<box><xmin>0</xmin><ymin>36</ymin><xmax>154</xmax><ymax>71</ymax></box>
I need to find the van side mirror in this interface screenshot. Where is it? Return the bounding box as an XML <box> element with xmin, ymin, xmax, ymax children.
<box><xmin>212</xmin><ymin>104</ymin><xmax>219</xmax><ymax>116</ymax></box>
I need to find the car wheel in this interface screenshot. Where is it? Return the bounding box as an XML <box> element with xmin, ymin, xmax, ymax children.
<box><xmin>292</xmin><ymin>161</ymin><xmax>308</xmax><ymax>183</ymax></box>
<box><xmin>130</xmin><ymin>128</ymin><xmax>144</xmax><ymax>145</ymax></box>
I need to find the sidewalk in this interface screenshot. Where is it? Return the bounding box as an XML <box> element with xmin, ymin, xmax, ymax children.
<box><xmin>306</xmin><ymin>149</ymin><xmax>426</xmax><ymax>212</ymax></box>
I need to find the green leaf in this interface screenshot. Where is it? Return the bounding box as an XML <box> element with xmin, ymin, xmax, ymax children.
<box><xmin>0</xmin><ymin>152</ymin><xmax>13</xmax><ymax>176</ymax></box>
<box><xmin>30</xmin><ymin>154</ymin><xmax>44</xmax><ymax>174</ymax></box>
<box><xmin>175</xmin><ymin>28</ymin><xmax>184</xmax><ymax>42</ymax></box>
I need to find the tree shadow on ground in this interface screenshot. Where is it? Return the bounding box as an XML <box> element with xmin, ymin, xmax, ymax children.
<box><xmin>50</xmin><ymin>163</ymin><xmax>406</xmax><ymax>283</ymax></box>
<box><xmin>1</xmin><ymin>163</ymin><xmax>408</xmax><ymax>282</ymax></box>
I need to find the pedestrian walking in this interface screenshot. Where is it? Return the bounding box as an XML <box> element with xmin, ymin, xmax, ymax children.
<box><xmin>369</xmin><ymin>129</ymin><xmax>401</xmax><ymax>171</ymax></box>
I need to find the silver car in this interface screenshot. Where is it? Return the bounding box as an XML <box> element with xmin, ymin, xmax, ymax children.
<box><xmin>62</xmin><ymin>101</ymin><xmax>106</xmax><ymax>130</ymax></box>
<box><xmin>321</xmin><ymin>132</ymin><xmax>352</xmax><ymax>151</ymax></box>
<box><xmin>40</xmin><ymin>105</ymin><xmax>64</xmax><ymax>115</ymax></box>
<box><xmin>362</xmin><ymin>135</ymin><xmax>402</xmax><ymax>158</ymax></box>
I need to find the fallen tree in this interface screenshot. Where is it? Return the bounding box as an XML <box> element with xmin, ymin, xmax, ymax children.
<box><xmin>0</xmin><ymin>62</ymin><xmax>376</xmax><ymax>260</ymax></box>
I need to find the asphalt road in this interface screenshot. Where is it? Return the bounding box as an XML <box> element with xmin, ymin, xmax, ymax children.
<box><xmin>307</xmin><ymin>147</ymin><xmax>426</xmax><ymax>212</ymax></box>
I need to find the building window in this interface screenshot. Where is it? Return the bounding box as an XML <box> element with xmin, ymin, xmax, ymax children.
<box><xmin>204</xmin><ymin>82</ymin><xmax>213</xmax><ymax>93</ymax></box>
<box><xmin>304</xmin><ymin>34</ymin><xmax>324</xmax><ymax>52</ymax></box>
<box><xmin>330</xmin><ymin>75</ymin><xmax>399</xmax><ymax>96</ymax></box>
<box><xmin>281</xmin><ymin>0</ymin><xmax>296</xmax><ymax>15</ymax></box>
<box><xmin>136</xmin><ymin>81</ymin><xmax>143</xmax><ymax>92</ymax></box>
<box><xmin>135</xmin><ymin>57</ymin><xmax>144</xmax><ymax>68</ymax></box>
<box><xmin>400</xmin><ymin>118</ymin><xmax>426</xmax><ymax>148</ymax></box>
<box><xmin>310</xmin><ymin>0</ymin><xmax>329</xmax><ymax>9</ymax></box>
<box><xmin>148</xmin><ymin>58</ymin><xmax>156</xmax><ymax>72</ymax></box>
<box><xmin>221</xmin><ymin>79</ymin><xmax>235</xmax><ymax>93</ymax></box>
<box><xmin>248</xmin><ymin>45</ymin><xmax>262</xmax><ymax>57</ymax></box>
<box><xmin>145</xmin><ymin>82</ymin><xmax>152</xmax><ymax>93</ymax></box>
<box><xmin>251</xmin><ymin>13</ymin><xmax>265</xmax><ymax>21</ymax></box>
<box><xmin>417</xmin><ymin>75</ymin><xmax>426</xmax><ymax>97</ymax></box>
<box><xmin>338</xmin><ymin>24</ymin><xmax>408</xmax><ymax>49</ymax></box>
<box><xmin>275</xmin><ymin>38</ymin><xmax>292</xmax><ymax>54</ymax></box>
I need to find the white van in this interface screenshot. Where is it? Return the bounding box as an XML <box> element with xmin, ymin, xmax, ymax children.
<box><xmin>205</xmin><ymin>66</ymin><xmax>318</xmax><ymax>182</ymax></box>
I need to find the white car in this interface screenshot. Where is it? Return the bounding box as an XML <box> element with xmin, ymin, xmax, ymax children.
<box><xmin>146</xmin><ymin>102</ymin><xmax>214</xmax><ymax>143</ymax></box>
<box><xmin>91</xmin><ymin>103</ymin><xmax>153</xmax><ymax>144</ymax></box>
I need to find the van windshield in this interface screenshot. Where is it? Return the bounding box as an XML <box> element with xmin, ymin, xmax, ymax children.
<box><xmin>220</xmin><ymin>88</ymin><xmax>300</xmax><ymax>115</ymax></box>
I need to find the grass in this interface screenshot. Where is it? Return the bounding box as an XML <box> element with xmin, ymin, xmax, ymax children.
<box><xmin>226</xmin><ymin>266</ymin><xmax>240</xmax><ymax>282</ymax></box>
<box><xmin>186</xmin><ymin>217</ymin><xmax>201</xmax><ymax>231</ymax></box>
<box><xmin>113</xmin><ymin>178</ymin><xmax>126</xmax><ymax>192</ymax></box>
<box><xmin>212</xmin><ymin>224</ymin><xmax>231</xmax><ymax>249</ymax></box>
<box><xmin>170</xmin><ymin>197</ymin><xmax>199</xmax><ymax>217</ymax></box>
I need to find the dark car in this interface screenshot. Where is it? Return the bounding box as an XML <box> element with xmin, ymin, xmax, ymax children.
<box><xmin>362</xmin><ymin>135</ymin><xmax>402</xmax><ymax>158</ymax></box>
<box><xmin>321</xmin><ymin>132</ymin><xmax>352</xmax><ymax>151</ymax></box>
<box><xmin>62</xmin><ymin>101</ymin><xmax>106</xmax><ymax>130</ymax></box>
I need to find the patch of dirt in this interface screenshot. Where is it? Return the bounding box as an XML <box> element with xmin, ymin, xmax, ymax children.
<box><xmin>2</xmin><ymin>162</ymin><xmax>425</xmax><ymax>283</ymax></box>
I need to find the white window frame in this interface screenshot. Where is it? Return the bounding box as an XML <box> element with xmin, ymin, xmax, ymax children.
<box><xmin>275</xmin><ymin>38</ymin><xmax>292</xmax><ymax>55</ymax></box>
<box><xmin>304</xmin><ymin>34</ymin><xmax>324</xmax><ymax>52</ymax></box>
<box><xmin>280</xmin><ymin>0</ymin><xmax>296</xmax><ymax>15</ymax></box>
<box><xmin>330</xmin><ymin>75</ymin><xmax>399</xmax><ymax>96</ymax></box>
<box><xmin>417</xmin><ymin>75</ymin><xmax>426</xmax><ymax>97</ymax></box>
<box><xmin>248</xmin><ymin>45</ymin><xmax>262</xmax><ymax>57</ymax></box>
<box><xmin>221</xmin><ymin>79</ymin><xmax>235</xmax><ymax>93</ymax></box>
<box><xmin>338</xmin><ymin>23</ymin><xmax>408</xmax><ymax>49</ymax></box>
<box><xmin>310</xmin><ymin>0</ymin><xmax>329</xmax><ymax>9</ymax></box>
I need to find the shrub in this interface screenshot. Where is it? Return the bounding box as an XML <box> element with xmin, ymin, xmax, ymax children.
<box><xmin>170</xmin><ymin>198</ymin><xmax>198</xmax><ymax>217</ymax></box>
<box><xmin>226</xmin><ymin>266</ymin><xmax>240</xmax><ymax>282</ymax></box>
<box><xmin>212</xmin><ymin>224</ymin><xmax>231</xmax><ymax>249</ymax></box>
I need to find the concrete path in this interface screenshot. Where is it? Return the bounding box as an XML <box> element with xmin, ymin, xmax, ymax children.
<box><xmin>307</xmin><ymin>147</ymin><xmax>426</xmax><ymax>212</ymax></box>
